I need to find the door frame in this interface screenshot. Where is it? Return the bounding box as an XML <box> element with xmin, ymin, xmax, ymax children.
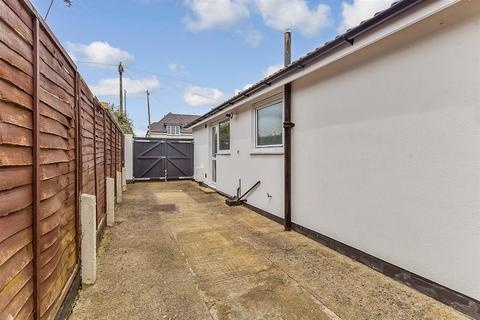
<box><xmin>210</xmin><ymin>126</ymin><xmax>218</xmax><ymax>185</ymax></box>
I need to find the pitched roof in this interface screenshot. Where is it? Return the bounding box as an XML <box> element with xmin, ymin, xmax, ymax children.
<box><xmin>185</xmin><ymin>0</ymin><xmax>422</xmax><ymax>129</ymax></box>
<box><xmin>149</xmin><ymin>112</ymin><xmax>200</xmax><ymax>134</ymax></box>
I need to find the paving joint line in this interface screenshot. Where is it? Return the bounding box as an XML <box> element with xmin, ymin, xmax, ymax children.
<box><xmin>228</xmin><ymin>215</ymin><xmax>343</xmax><ymax>320</ymax></box>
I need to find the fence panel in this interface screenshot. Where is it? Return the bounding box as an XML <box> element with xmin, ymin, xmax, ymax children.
<box><xmin>0</xmin><ymin>0</ymin><xmax>35</xmax><ymax>318</ymax></box>
<box><xmin>105</xmin><ymin>116</ymin><xmax>112</xmax><ymax>179</ymax></box>
<box><xmin>37</xmin><ymin>19</ymin><xmax>78</xmax><ymax>320</ymax></box>
<box><xmin>0</xmin><ymin>1</ymin><xmax>125</xmax><ymax>319</ymax></box>
<box><xmin>79</xmin><ymin>80</ymin><xmax>95</xmax><ymax>196</ymax></box>
<box><xmin>95</xmin><ymin>105</ymin><xmax>106</xmax><ymax>228</ymax></box>
<box><xmin>116</xmin><ymin>128</ymin><xmax>121</xmax><ymax>173</ymax></box>
<box><xmin>111</xmin><ymin>120</ymin><xmax>116</xmax><ymax>178</ymax></box>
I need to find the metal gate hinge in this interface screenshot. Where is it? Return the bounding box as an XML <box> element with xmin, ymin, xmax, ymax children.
<box><xmin>283</xmin><ymin>121</ymin><xmax>295</xmax><ymax>129</ymax></box>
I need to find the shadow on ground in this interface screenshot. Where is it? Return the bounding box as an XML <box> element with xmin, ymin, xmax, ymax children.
<box><xmin>69</xmin><ymin>181</ymin><xmax>468</xmax><ymax>320</ymax></box>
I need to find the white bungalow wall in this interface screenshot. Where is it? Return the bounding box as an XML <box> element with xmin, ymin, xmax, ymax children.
<box><xmin>193</xmin><ymin>90</ymin><xmax>284</xmax><ymax>218</ymax></box>
<box><xmin>193</xmin><ymin>0</ymin><xmax>480</xmax><ymax>300</ymax></box>
<box><xmin>291</xmin><ymin>2</ymin><xmax>480</xmax><ymax>300</ymax></box>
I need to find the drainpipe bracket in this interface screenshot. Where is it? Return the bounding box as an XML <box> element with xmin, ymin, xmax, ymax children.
<box><xmin>225</xmin><ymin>197</ymin><xmax>246</xmax><ymax>206</ymax></box>
<box><xmin>283</xmin><ymin>121</ymin><xmax>295</xmax><ymax>129</ymax></box>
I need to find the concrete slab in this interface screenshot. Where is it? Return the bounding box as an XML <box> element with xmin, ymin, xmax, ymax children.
<box><xmin>80</xmin><ymin>194</ymin><xmax>96</xmax><ymax>285</ymax></box>
<box><xmin>69</xmin><ymin>181</ymin><xmax>469</xmax><ymax>320</ymax></box>
<box><xmin>122</xmin><ymin>167</ymin><xmax>127</xmax><ymax>191</ymax></box>
<box><xmin>116</xmin><ymin>171</ymin><xmax>122</xmax><ymax>204</ymax></box>
<box><xmin>106</xmin><ymin>177</ymin><xmax>114</xmax><ymax>226</ymax></box>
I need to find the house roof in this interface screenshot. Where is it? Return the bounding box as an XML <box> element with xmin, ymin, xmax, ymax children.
<box><xmin>149</xmin><ymin>113</ymin><xmax>200</xmax><ymax>134</ymax></box>
<box><xmin>185</xmin><ymin>0</ymin><xmax>423</xmax><ymax>129</ymax></box>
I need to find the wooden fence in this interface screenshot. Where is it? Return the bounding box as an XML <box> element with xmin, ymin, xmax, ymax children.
<box><xmin>0</xmin><ymin>0</ymin><xmax>125</xmax><ymax>319</ymax></box>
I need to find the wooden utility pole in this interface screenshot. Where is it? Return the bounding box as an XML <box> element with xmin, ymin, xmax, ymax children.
<box><xmin>146</xmin><ymin>90</ymin><xmax>151</xmax><ymax>129</ymax></box>
<box><xmin>118</xmin><ymin>62</ymin><xmax>124</xmax><ymax>114</ymax></box>
<box><xmin>124</xmin><ymin>89</ymin><xmax>127</xmax><ymax>115</ymax></box>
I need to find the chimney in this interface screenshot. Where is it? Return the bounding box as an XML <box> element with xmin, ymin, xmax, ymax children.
<box><xmin>284</xmin><ymin>29</ymin><xmax>291</xmax><ymax>67</ymax></box>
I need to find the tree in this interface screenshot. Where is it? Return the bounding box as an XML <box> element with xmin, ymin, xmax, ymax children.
<box><xmin>108</xmin><ymin>104</ymin><xmax>134</xmax><ymax>135</ymax></box>
<box><xmin>44</xmin><ymin>0</ymin><xmax>73</xmax><ymax>20</ymax></box>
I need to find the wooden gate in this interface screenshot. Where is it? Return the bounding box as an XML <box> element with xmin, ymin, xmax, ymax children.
<box><xmin>133</xmin><ymin>138</ymin><xmax>194</xmax><ymax>180</ymax></box>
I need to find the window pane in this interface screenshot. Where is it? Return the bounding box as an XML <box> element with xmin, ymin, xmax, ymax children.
<box><xmin>167</xmin><ymin>125</ymin><xmax>180</xmax><ymax>135</ymax></box>
<box><xmin>218</xmin><ymin>121</ymin><xmax>230</xmax><ymax>150</ymax></box>
<box><xmin>211</xmin><ymin>126</ymin><xmax>218</xmax><ymax>156</ymax></box>
<box><xmin>257</xmin><ymin>102</ymin><xmax>282</xmax><ymax>146</ymax></box>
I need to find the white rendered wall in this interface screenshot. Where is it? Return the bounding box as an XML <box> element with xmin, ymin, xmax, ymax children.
<box><xmin>193</xmin><ymin>125</ymin><xmax>209</xmax><ymax>182</ymax></box>
<box><xmin>124</xmin><ymin>134</ymin><xmax>133</xmax><ymax>181</ymax></box>
<box><xmin>193</xmin><ymin>92</ymin><xmax>284</xmax><ymax>218</ymax></box>
<box><xmin>291</xmin><ymin>4</ymin><xmax>480</xmax><ymax>300</ymax></box>
<box><xmin>148</xmin><ymin>132</ymin><xmax>193</xmax><ymax>140</ymax></box>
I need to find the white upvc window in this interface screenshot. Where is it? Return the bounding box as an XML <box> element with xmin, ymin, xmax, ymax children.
<box><xmin>166</xmin><ymin>125</ymin><xmax>180</xmax><ymax>135</ymax></box>
<box><xmin>255</xmin><ymin>100</ymin><xmax>283</xmax><ymax>148</ymax></box>
<box><xmin>218</xmin><ymin>120</ymin><xmax>230</xmax><ymax>151</ymax></box>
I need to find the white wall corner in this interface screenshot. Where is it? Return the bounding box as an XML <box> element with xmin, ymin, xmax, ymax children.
<box><xmin>106</xmin><ymin>177</ymin><xmax>115</xmax><ymax>226</ymax></box>
<box><xmin>124</xmin><ymin>134</ymin><xmax>133</xmax><ymax>180</ymax></box>
<box><xmin>116</xmin><ymin>171</ymin><xmax>123</xmax><ymax>204</ymax></box>
<box><xmin>80</xmin><ymin>193</ymin><xmax>97</xmax><ymax>285</ymax></box>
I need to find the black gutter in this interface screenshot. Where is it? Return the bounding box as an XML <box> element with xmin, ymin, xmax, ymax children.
<box><xmin>184</xmin><ymin>0</ymin><xmax>423</xmax><ymax>129</ymax></box>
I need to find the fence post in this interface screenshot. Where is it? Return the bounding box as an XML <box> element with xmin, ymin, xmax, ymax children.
<box><xmin>111</xmin><ymin>120</ymin><xmax>114</xmax><ymax>179</ymax></box>
<box><xmin>103</xmin><ymin>109</ymin><xmax>107</xmax><ymax>217</ymax></box>
<box><xmin>93</xmin><ymin>102</ymin><xmax>98</xmax><ymax>228</ymax></box>
<box><xmin>114</xmin><ymin>126</ymin><xmax>117</xmax><ymax>197</ymax></box>
<box><xmin>80</xmin><ymin>194</ymin><xmax>97</xmax><ymax>284</ymax></box>
<box><xmin>106</xmin><ymin>177</ymin><xmax>115</xmax><ymax>226</ymax></box>
<box><xmin>122</xmin><ymin>135</ymin><xmax>126</xmax><ymax>191</ymax></box>
<box><xmin>32</xmin><ymin>16</ymin><xmax>41</xmax><ymax>320</ymax></box>
<box><xmin>75</xmin><ymin>75</ymin><xmax>82</xmax><ymax>277</ymax></box>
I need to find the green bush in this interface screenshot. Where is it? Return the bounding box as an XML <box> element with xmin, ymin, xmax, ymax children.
<box><xmin>108</xmin><ymin>105</ymin><xmax>134</xmax><ymax>134</ymax></box>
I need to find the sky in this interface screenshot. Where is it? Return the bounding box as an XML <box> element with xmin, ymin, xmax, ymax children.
<box><xmin>31</xmin><ymin>0</ymin><xmax>395</xmax><ymax>136</ymax></box>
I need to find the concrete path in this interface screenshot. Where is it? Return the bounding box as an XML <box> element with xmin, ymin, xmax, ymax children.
<box><xmin>69</xmin><ymin>181</ymin><xmax>468</xmax><ymax>320</ymax></box>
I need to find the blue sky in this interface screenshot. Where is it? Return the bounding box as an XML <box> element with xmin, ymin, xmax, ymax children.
<box><xmin>31</xmin><ymin>0</ymin><xmax>393</xmax><ymax>136</ymax></box>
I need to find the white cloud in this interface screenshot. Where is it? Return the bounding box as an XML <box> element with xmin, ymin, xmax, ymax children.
<box><xmin>182</xmin><ymin>0</ymin><xmax>332</xmax><ymax>41</ymax></box>
<box><xmin>183</xmin><ymin>0</ymin><xmax>249</xmax><ymax>31</ymax></box>
<box><xmin>252</xmin><ymin>0</ymin><xmax>331</xmax><ymax>37</ymax></box>
<box><xmin>183</xmin><ymin>0</ymin><xmax>262</xmax><ymax>46</ymax></box>
<box><xmin>263</xmin><ymin>64</ymin><xmax>283</xmax><ymax>78</ymax></box>
<box><xmin>184</xmin><ymin>86</ymin><xmax>224</xmax><ymax>107</ymax></box>
<box><xmin>91</xmin><ymin>76</ymin><xmax>160</xmax><ymax>97</ymax></box>
<box><xmin>340</xmin><ymin>0</ymin><xmax>393</xmax><ymax>31</ymax></box>
<box><xmin>169</xmin><ymin>63</ymin><xmax>190</xmax><ymax>76</ymax></box>
<box><xmin>65</xmin><ymin>41</ymin><xmax>133</xmax><ymax>65</ymax></box>
<box><xmin>235</xmin><ymin>83</ymin><xmax>253</xmax><ymax>95</ymax></box>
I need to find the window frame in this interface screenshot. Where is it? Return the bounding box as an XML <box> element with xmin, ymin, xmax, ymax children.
<box><xmin>217</xmin><ymin>119</ymin><xmax>230</xmax><ymax>154</ymax></box>
<box><xmin>166</xmin><ymin>125</ymin><xmax>180</xmax><ymax>135</ymax></box>
<box><xmin>254</xmin><ymin>99</ymin><xmax>284</xmax><ymax>148</ymax></box>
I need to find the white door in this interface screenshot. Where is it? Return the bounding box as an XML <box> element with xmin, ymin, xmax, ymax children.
<box><xmin>211</xmin><ymin>126</ymin><xmax>217</xmax><ymax>183</ymax></box>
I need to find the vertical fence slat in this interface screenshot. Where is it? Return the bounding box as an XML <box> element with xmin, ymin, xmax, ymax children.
<box><xmin>32</xmin><ymin>15</ymin><xmax>40</xmax><ymax>320</ymax></box>
<box><xmin>115</xmin><ymin>127</ymin><xmax>117</xmax><ymax>176</ymax></box>
<box><xmin>111</xmin><ymin>118</ymin><xmax>114</xmax><ymax>179</ymax></box>
<box><xmin>103</xmin><ymin>109</ymin><xmax>107</xmax><ymax>213</ymax></box>
<box><xmin>74</xmin><ymin>71</ymin><xmax>81</xmax><ymax>271</ymax></box>
<box><xmin>93</xmin><ymin>102</ymin><xmax>98</xmax><ymax>219</ymax></box>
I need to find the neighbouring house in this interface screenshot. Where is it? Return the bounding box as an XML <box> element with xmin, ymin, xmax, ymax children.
<box><xmin>185</xmin><ymin>0</ymin><xmax>480</xmax><ymax>318</ymax></box>
<box><xmin>146</xmin><ymin>112</ymin><xmax>200</xmax><ymax>139</ymax></box>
